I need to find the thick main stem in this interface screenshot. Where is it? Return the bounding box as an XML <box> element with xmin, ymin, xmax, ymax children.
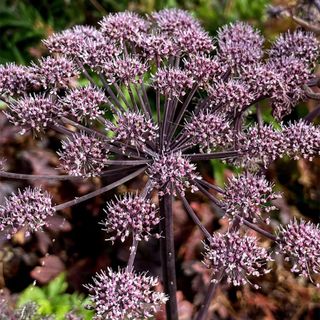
<box><xmin>159</xmin><ymin>188</ymin><xmax>178</xmax><ymax>320</ymax></box>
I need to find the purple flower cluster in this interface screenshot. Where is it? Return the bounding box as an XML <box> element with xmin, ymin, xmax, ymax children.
<box><xmin>269</xmin><ymin>30</ymin><xmax>320</xmax><ymax>65</ymax></box>
<box><xmin>152</xmin><ymin>67</ymin><xmax>194</xmax><ymax>98</ymax></box>
<box><xmin>58</xmin><ymin>132</ymin><xmax>109</xmax><ymax>177</ymax></box>
<box><xmin>270</xmin><ymin>56</ymin><xmax>311</xmax><ymax>119</ymax></box>
<box><xmin>43</xmin><ymin>25</ymin><xmax>103</xmax><ymax>57</ymax></box>
<box><xmin>0</xmin><ymin>187</ymin><xmax>54</xmax><ymax>238</ymax></box>
<box><xmin>222</xmin><ymin>173</ymin><xmax>281</xmax><ymax>223</ymax></box>
<box><xmin>152</xmin><ymin>9</ymin><xmax>213</xmax><ymax>55</ymax></box>
<box><xmin>184</xmin><ymin>55</ymin><xmax>223</xmax><ymax>88</ymax></box>
<box><xmin>235</xmin><ymin>121</ymin><xmax>320</xmax><ymax>167</ymax></box>
<box><xmin>151</xmin><ymin>9</ymin><xmax>201</xmax><ymax>33</ymax></box>
<box><xmin>277</xmin><ymin>219</ymin><xmax>320</xmax><ymax>286</ymax></box>
<box><xmin>241</xmin><ymin>63</ymin><xmax>281</xmax><ymax>97</ymax></box>
<box><xmin>0</xmin><ymin>63</ymin><xmax>32</xmax><ymax>96</ymax></box>
<box><xmin>102</xmin><ymin>194</ymin><xmax>160</xmax><ymax>242</ymax></box>
<box><xmin>85</xmin><ymin>268</ymin><xmax>167</xmax><ymax>320</ymax></box>
<box><xmin>31</xmin><ymin>56</ymin><xmax>79</xmax><ymax>90</ymax></box>
<box><xmin>102</xmin><ymin>57</ymin><xmax>147</xmax><ymax>85</ymax></box>
<box><xmin>60</xmin><ymin>86</ymin><xmax>106</xmax><ymax>122</ymax></box>
<box><xmin>236</xmin><ymin>124</ymin><xmax>285</xmax><ymax>168</ymax></box>
<box><xmin>203</xmin><ymin>231</ymin><xmax>272</xmax><ymax>288</ymax></box>
<box><xmin>79</xmin><ymin>38</ymin><xmax>121</xmax><ymax>70</ymax></box>
<box><xmin>149</xmin><ymin>153</ymin><xmax>201</xmax><ymax>196</ymax></box>
<box><xmin>208</xmin><ymin>80</ymin><xmax>254</xmax><ymax>115</ymax></box>
<box><xmin>5</xmin><ymin>94</ymin><xmax>63</xmax><ymax>135</ymax></box>
<box><xmin>185</xmin><ymin>111</ymin><xmax>232</xmax><ymax>152</ymax></box>
<box><xmin>99</xmin><ymin>11</ymin><xmax>149</xmax><ymax>43</ymax></box>
<box><xmin>139</xmin><ymin>34</ymin><xmax>177</xmax><ymax>60</ymax></box>
<box><xmin>217</xmin><ymin>22</ymin><xmax>264</xmax><ymax>71</ymax></box>
<box><xmin>282</xmin><ymin>120</ymin><xmax>320</xmax><ymax>161</ymax></box>
<box><xmin>110</xmin><ymin>111</ymin><xmax>158</xmax><ymax>149</ymax></box>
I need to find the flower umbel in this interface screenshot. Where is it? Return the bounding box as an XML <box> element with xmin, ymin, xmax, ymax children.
<box><xmin>222</xmin><ymin>173</ymin><xmax>281</xmax><ymax>223</ymax></box>
<box><xmin>148</xmin><ymin>153</ymin><xmax>201</xmax><ymax>196</ymax></box>
<box><xmin>60</xmin><ymin>86</ymin><xmax>106</xmax><ymax>122</ymax></box>
<box><xmin>203</xmin><ymin>231</ymin><xmax>272</xmax><ymax>288</ymax></box>
<box><xmin>58</xmin><ymin>132</ymin><xmax>109</xmax><ymax>177</ymax></box>
<box><xmin>85</xmin><ymin>268</ymin><xmax>167</xmax><ymax>320</ymax></box>
<box><xmin>0</xmin><ymin>187</ymin><xmax>54</xmax><ymax>238</ymax></box>
<box><xmin>102</xmin><ymin>194</ymin><xmax>160</xmax><ymax>242</ymax></box>
<box><xmin>5</xmin><ymin>94</ymin><xmax>63</xmax><ymax>135</ymax></box>
<box><xmin>277</xmin><ymin>219</ymin><xmax>320</xmax><ymax>286</ymax></box>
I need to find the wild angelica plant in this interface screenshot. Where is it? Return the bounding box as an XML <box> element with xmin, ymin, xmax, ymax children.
<box><xmin>0</xmin><ymin>8</ymin><xmax>320</xmax><ymax>320</ymax></box>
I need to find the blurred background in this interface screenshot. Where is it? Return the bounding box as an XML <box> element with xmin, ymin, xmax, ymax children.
<box><xmin>0</xmin><ymin>0</ymin><xmax>320</xmax><ymax>319</ymax></box>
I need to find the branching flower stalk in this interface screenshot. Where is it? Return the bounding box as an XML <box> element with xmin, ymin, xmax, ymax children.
<box><xmin>0</xmin><ymin>9</ymin><xmax>320</xmax><ymax>320</ymax></box>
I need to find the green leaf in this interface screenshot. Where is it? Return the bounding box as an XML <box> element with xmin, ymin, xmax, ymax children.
<box><xmin>46</xmin><ymin>273</ymin><xmax>68</xmax><ymax>299</ymax></box>
<box><xmin>17</xmin><ymin>286</ymin><xmax>45</xmax><ymax>306</ymax></box>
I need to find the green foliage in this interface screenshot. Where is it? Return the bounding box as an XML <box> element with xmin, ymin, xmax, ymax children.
<box><xmin>180</xmin><ymin>0</ymin><xmax>269</xmax><ymax>34</ymax></box>
<box><xmin>17</xmin><ymin>273</ymin><xmax>93</xmax><ymax>320</ymax></box>
<box><xmin>0</xmin><ymin>0</ymin><xmax>88</xmax><ymax>64</ymax></box>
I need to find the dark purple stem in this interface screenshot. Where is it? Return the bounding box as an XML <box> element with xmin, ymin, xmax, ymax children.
<box><xmin>197</xmin><ymin>179</ymin><xmax>225</xmax><ymax>194</ymax></box>
<box><xmin>114</xmin><ymin>82</ymin><xmax>132</xmax><ymax>110</ymax></box>
<box><xmin>127</xmin><ymin>235</ymin><xmax>138</xmax><ymax>272</ymax></box>
<box><xmin>179</xmin><ymin>193</ymin><xmax>212</xmax><ymax>240</ymax></box>
<box><xmin>304</xmin><ymin>104</ymin><xmax>320</xmax><ymax>123</ymax></box>
<box><xmin>241</xmin><ymin>219</ymin><xmax>277</xmax><ymax>241</ymax></box>
<box><xmin>159</xmin><ymin>186</ymin><xmax>178</xmax><ymax>320</ymax></box>
<box><xmin>54</xmin><ymin>167</ymin><xmax>145</xmax><ymax>211</ymax></box>
<box><xmin>105</xmin><ymin>159</ymin><xmax>151</xmax><ymax>166</ymax></box>
<box><xmin>195</xmin><ymin>269</ymin><xmax>225</xmax><ymax>320</ymax></box>
<box><xmin>184</xmin><ymin>151</ymin><xmax>240</xmax><ymax>161</ymax></box>
<box><xmin>167</xmin><ymin>84</ymin><xmax>198</xmax><ymax>141</ymax></box>
<box><xmin>0</xmin><ymin>171</ymin><xmax>84</xmax><ymax>181</ymax></box>
<box><xmin>196</xmin><ymin>181</ymin><xmax>276</xmax><ymax>241</ymax></box>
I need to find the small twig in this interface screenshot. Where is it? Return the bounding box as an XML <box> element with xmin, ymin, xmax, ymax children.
<box><xmin>0</xmin><ymin>171</ymin><xmax>84</xmax><ymax>181</ymax></box>
<box><xmin>242</xmin><ymin>219</ymin><xmax>277</xmax><ymax>241</ymax></box>
<box><xmin>141</xmin><ymin>179</ymin><xmax>153</xmax><ymax>198</ymax></box>
<box><xmin>304</xmin><ymin>104</ymin><xmax>320</xmax><ymax>123</ymax></box>
<box><xmin>134</xmin><ymin>84</ymin><xmax>151</xmax><ymax>119</ymax></box>
<box><xmin>256</xmin><ymin>102</ymin><xmax>263</xmax><ymax>130</ymax></box>
<box><xmin>61</xmin><ymin>117</ymin><xmax>108</xmax><ymax>139</ymax></box>
<box><xmin>167</xmin><ymin>84</ymin><xmax>198</xmax><ymax>141</ymax></box>
<box><xmin>114</xmin><ymin>82</ymin><xmax>132</xmax><ymax>110</ymax></box>
<box><xmin>127</xmin><ymin>84</ymin><xmax>139</xmax><ymax>113</ymax></box>
<box><xmin>54</xmin><ymin>167</ymin><xmax>146</xmax><ymax>211</ymax></box>
<box><xmin>105</xmin><ymin>159</ymin><xmax>151</xmax><ymax>166</ymax></box>
<box><xmin>178</xmin><ymin>193</ymin><xmax>212</xmax><ymax>240</ymax></box>
<box><xmin>195</xmin><ymin>269</ymin><xmax>225</xmax><ymax>320</ymax></box>
<box><xmin>183</xmin><ymin>151</ymin><xmax>240</xmax><ymax>161</ymax></box>
<box><xmin>292</xmin><ymin>15</ymin><xmax>320</xmax><ymax>34</ymax></box>
<box><xmin>49</xmin><ymin>123</ymin><xmax>73</xmax><ymax>136</ymax></box>
<box><xmin>195</xmin><ymin>182</ymin><xmax>222</xmax><ymax>207</ymax></box>
<box><xmin>77</xmin><ymin>59</ymin><xmax>97</xmax><ymax>86</ymax></box>
<box><xmin>99</xmin><ymin>75</ymin><xmax>126</xmax><ymax>112</ymax></box>
<box><xmin>196</xmin><ymin>179</ymin><xmax>225</xmax><ymax>194</ymax></box>
<box><xmin>127</xmin><ymin>235</ymin><xmax>139</xmax><ymax>272</ymax></box>
<box><xmin>140</xmin><ymin>83</ymin><xmax>153</xmax><ymax>118</ymax></box>
<box><xmin>303</xmin><ymin>85</ymin><xmax>320</xmax><ymax>100</ymax></box>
